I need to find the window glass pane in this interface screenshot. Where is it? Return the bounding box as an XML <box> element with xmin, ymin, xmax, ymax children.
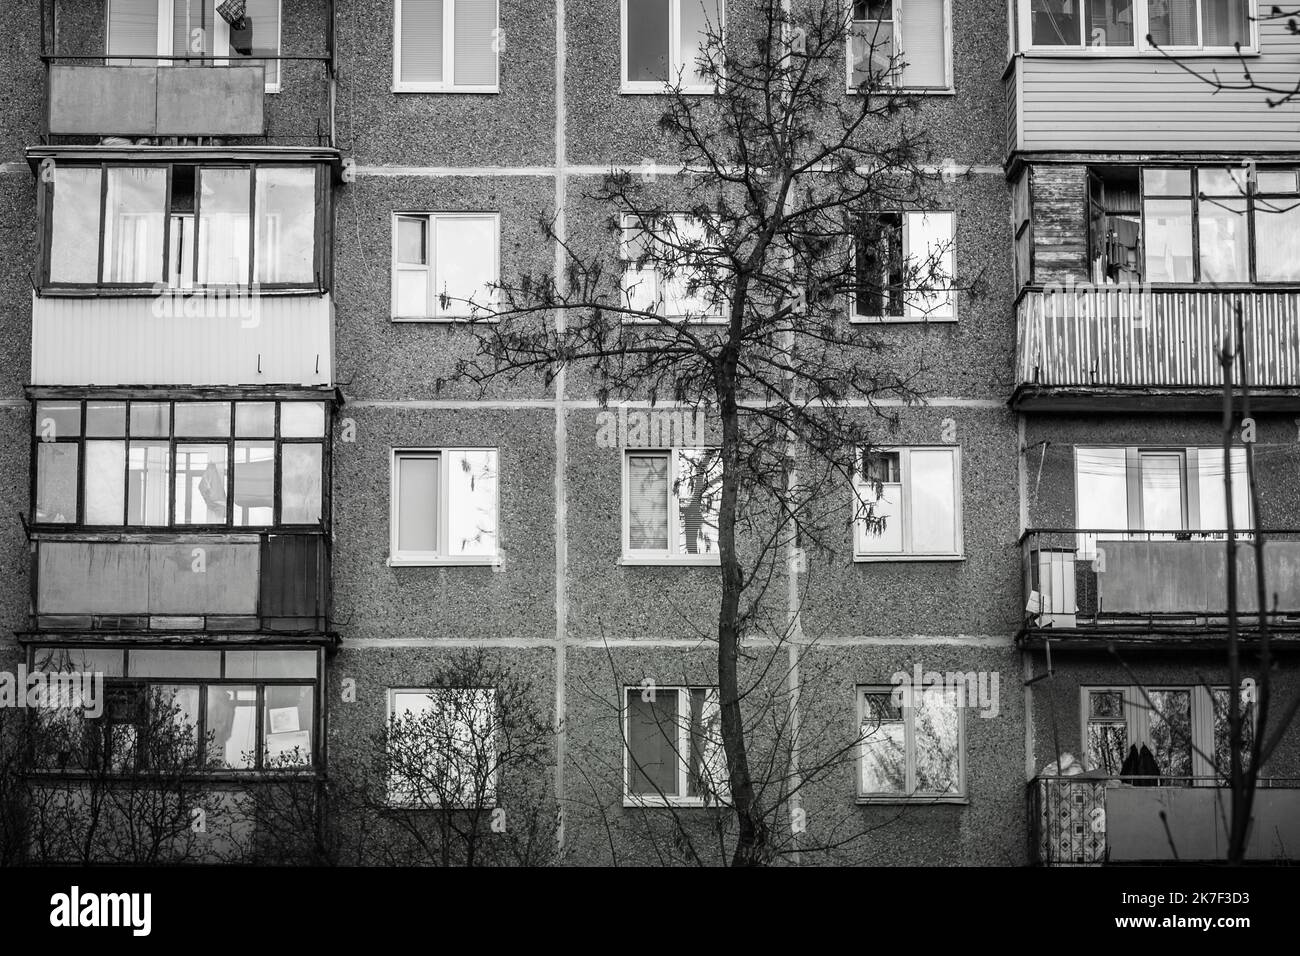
<box><xmin>677</xmin><ymin>449</ymin><xmax>721</xmax><ymax>555</ymax></box>
<box><xmin>400</xmin><ymin>0</ymin><xmax>444</xmax><ymax>83</ymax></box>
<box><xmin>434</xmin><ymin>217</ymin><xmax>495</xmax><ymax>316</ymax></box>
<box><xmin>127</xmin><ymin>441</ymin><xmax>170</xmax><ymax>525</ymax></box>
<box><xmin>626</xmin><ymin>0</ymin><xmax>670</xmax><ymax>82</ymax></box>
<box><xmin>36</xmin><ymin>401</ymin><xmax>81</xmax><ymax>440</ymax></box>
<box><xmin>1075</xmin><ymin>447</ymin><xmax>1129</xmax><ymax>554</ymax></box>
<box><xmin>860</xmin><ymin>692</ymin><xmax>906</xmax><ymax>793</ymax></box>
<box><xmin>905</xmin><ymin>212</ymin><xmax>954</xmax><ymax>319</ymax></box>
<box><xmin>397</xmin><ymin>454</ymin><xmax>439</xmax><ymax>554</ymax></box>
<box><xmin>397</xmin><ymin>269</ymin><xmax>430</xmax><ymax>316</ymax></box>
<box><xmin>226</xmin><ymin>650</ymin><xmax>317</xmax><ymax>679</ymax></box>
<box><xmin>1148</xmin><ymin>0</ymin><xmax>1199</xmax><ymax>45</ymax></box>
<box><xmin>130</xmin><ymin>402</ymin><xmax>170</xmax><ymax>437</ymax></box>
<box><xmin>49</xmin><ymin>167</ymin><xmax>103</xmax><ymax>283</ymax></box>
<box><xmin>175</xmin><ymin>443</ymin><xmax>228</xmax><ymax>524</ymax></box>
<box><xmin>1088</xmin><ymin>0</ymin><xmax>1134</xmax><ymax>46</ymax></box>
<box><xmin>1196</xmin><ymin>447</ymin><xmax>1250</xmax><ymax>531</ymax></box>
<box><xmin>255</xmin><ymin>167</ymin><xmax>315</xmax><ymax>284</ymax></box>
<box><xmin>627</xmin><ymin>454</ymin><xmax>670</xmax><ymax>551</ymax></box>
<box><xmin>84</xmin><ymin>441</ymin><xmax>127</xmax><ymax>524</ymax></box>
<box><xmin>198</xmin><ymin>168</ymin><xmax>251</xmax><ymax>285</ymax></box>
<box><xmin>1198</xmin><ymin>198</ymin><xmax>1248</xmax><ymax>282</ymax></box>
<box><xmin>171</xmin><ymin>0</ymin><xmax>213</xmax><ymax>60</ymax></box>
<box><xmin>1254</xmin><ymin>198</ymin><xmax>1300</xmax><ymax>281</ymax></box>
<box><xmin>108</xmin><ymin>0</ymin><xmax>161</xmax><ymax>63</ymax></box>
<box><xmin>1212</xmin><ymin>687</ymin><xmax>1255</xmax><ymax>779</ymax></box>
<box><xmin>453</xmin><ymin>0</ymin><xmax>497</xmax><ymax>87</ymax></box>
<box><xmin>446</xmin><ymin>449</ymin><xmax>497</xmax><ymax>556</ymax></box>
<box><xmin>910</xmin><ymin>449</ymin><xmax>957</xmax><ymax>553</ymax></box>
<box><xmin>1199</xmin><ymin>167</ymin><xmax>1249</xmax><ymax>196</ymax></box>
<box><xmin>144</xmin><ymin>684</ymin><xmax>201</xmax><ymax>767</ymax></box>
<box><xmin>679</xmin><ymin>0</ymin><xmax>721</xmax><ymax>87</ymax></box>
<box><xmin>858</xmin><ymin>471</ymin><xmax>903</xmax><ymax>554</ymax></box>
<box><xmin>1143</xmin><ymin>168</ymin><xmax>1193</xmax><ymax>196</ymax></box>
<box><xmin>913</xmin><ymin>686</ymin><xmax>961</xmax><ymax>794</ymax></box>
<box><xmin>264</xmin><ymin>684</ymin><xmax>314</xmax><ymax>768</ymax></box>
<box><xmin>235</xmin><ymin>401</ymin><xmax>276</xmax><ymax>436</ymax></box>
<box><xmin>1143</xmin><ymin>689</ymin><xmax>1193</xmax><ymax>779</ymax></box>
<box><xmin>627</xmin><ymin>688</ymin><xmax>680</xmax><ymax>795</ymax></box>
<box><xmin>228</xmin><ymin>0</ymin><xmax>282</xmax><ymax>87</ymax></box>
<box><xmin>1030</xmin><ymin>0</ymin><xmax>1080</xmax><ymax>45</ymax></box>
<box><xmin>1143</xmin><ymin>199</ymin><xmax>1194</xmax><ymax>282</ymax></box>
<box><xmin>102</xmin><ymin>167</ymin><xmax>165</xmax><ymax>283</ymax></box>
<box><xmin>851</xmin><ymin>1</ymin><xmax>895</xmax><ymax>86</ymax></box>
<box><xmin>233</xmin><ymin>441</ymin><xmax>275</xmax><ymax>525</ymax></box>
<box><xmin>85</xmin><ymin>401</ymin><xmax>127</xmax><ymax>437</ymax></box>
<box><xmin>281</xmin><ymin>402</ymin><xmax>326</xmax><ymax>438</ymax></box>
<box><xmin>1201</xmin><ymin>0</ymin><xmax>1249</xmax><ymax>46</ymax></box>
<box><xmin>855</xmin><ymin>215</ymin><xmax>903</xmax><ymax>316</ymax></box>
<box><xmin>128</xmin><ymin>648</ymin><xmax>221</xmax><ymax>678</ymax></box>
<box><xmin>36</xmin><ymin>444</ymin><xmax>78</xmax><ymax>523</ymax></box>
<box><xmin>1087</xmin><ymin>718</ymin><xmax>1127</xmax><ymax>775</ymax></box>
<box><xmin>33</xmin><ymin>646</ymin><xmax>125</xmax><ymax>677</ymax></box>
<box><xmin>1139</xmin><ymin>453</ymin><xmax>1185</xmax><ymax>531</ymax></box>
<box><xmin>206</xmin><ymin>685</ymin><xmax>258</xmax><ymax>769</ymax></box>
<box><xmin>173</xmin><ymin>401</ymin><xmax>231</xmax><ymax>437</ymax></box>
<box><xmin>899</xmin><ymin>0</ymin><xmax>949</xmax><ymax>83</ymax></box>
<box><xmin>660</xmin><ymin>216</ymin><xmax>716</xmax><ymax>318</ymax></box>
<box><xmin>1257</xmin><ymin>170</ymin><xmax>1298</xmax><ymax>194</ymax></box>
<box><xmin>397</xmin><ymin>217</ymin><xmax>427</xmax><ymax>264</ymax></box>
<box><xmin>281</xmin><ymin>443</ymin><xmax>323</xmax><ymax>524</ymax></box>
<box><xmin>686</xmin><ymin>688</ymin><xmax>725</xmax><ymax>799</ymax></box>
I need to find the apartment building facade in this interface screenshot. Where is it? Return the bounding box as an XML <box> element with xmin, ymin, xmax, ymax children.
<box><xmin>0</xmin><ymin>0</ymin><xmax>1294</xmax><ymax>866</ymax></box>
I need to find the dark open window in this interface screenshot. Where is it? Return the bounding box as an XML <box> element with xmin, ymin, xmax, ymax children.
<box><xmin>1088</xmin><ymin>166</ymin><xmax>1141</xmax><ymax>284</ymax></box>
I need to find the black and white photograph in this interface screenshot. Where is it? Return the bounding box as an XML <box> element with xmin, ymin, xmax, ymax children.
<box><xmin>0</xmin><ymin>0</ymin><xmax>1296</xmax><ymax>937</ymax></box>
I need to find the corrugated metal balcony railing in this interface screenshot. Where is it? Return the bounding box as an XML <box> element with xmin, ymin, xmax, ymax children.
<box><xmin>32</xmin><ymin>533</ymin><xmax>329</xmax><ymax>634</ymax></box>
<box><xmin>1014</xmin><ymin>288</ymin><xmax>1300</xmax><ymax>408</ymax></box>
<box><xmin>1032</xmin><ymin>775</ymin><xmax>1300</xmax><ymax>864</ymax></box>
<box><xmin>1022</xmin><ymin>530</ymin><xmax>1300</xmax><ymax>636</ymax></box>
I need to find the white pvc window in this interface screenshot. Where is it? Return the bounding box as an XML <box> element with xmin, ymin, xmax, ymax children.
<box><xmin>392</xmin><ymin>213</ymin><xmax>499</xmax><ymax>320</ymax></box>
<box><xmin>854</xmin><ymin>446</ymin><xmax>962</xmax><ymax>559</ymax></box>
<box><xmin>622</xmin><ymin>448</ymin><xmax>722</xmax><ymax>563</ymax></box>
<box><xmin>622</xmin><ymin>0</ymin><xmax>725</xmax><ymax>93</ymax></box>
<box><xmin>621</xmin><ymin>214</ymin><xmax>725</xmax><ymax>322</ymax></box>
<box><xmin>390</xmin><ymin>448</ymin><xmax>500</xmax><ymax>565</ymax></box>
<box><xmin>624</xmin><ymin>686</ymin><xmax>728</xmax><ymax>807</ymax></box>
<box><xmin>386</xmin><ymin>687</ymin><xmax>497</xmax><ymax>807</ymax></box>
<box><xmin>848</xmin><ymin>0</ymin><xmax>952</xmax><ymax>91</ymax></box>
<box><xmin>859</xmin><ymin>684</ymin><xmax>965</xmax><ymax>800</ymax></box>
<box><xmin>1018</xmin><ymin>0</ymin><xmax>1256</xmax><ymax>53</ymax></box>
<box><xmin>852</xmin><ymin>211</ymin><xmax>956</xmax><ymax>322</ymax></box>
<box><xmin>394</xmin><ymin>0</ymin><xmax>500</xmax><ymax>93</ymax></box>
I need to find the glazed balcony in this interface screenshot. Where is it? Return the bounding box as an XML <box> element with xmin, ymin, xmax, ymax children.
<box><xmin>1031</xmin><ymin>775</ymin><xmax>1300</xmax><ymax>865</ymax></box>
<box><xmin>1013</xmin><ymin>288</ymin><xmax>1300</xmax><ymax>411</ymax></box>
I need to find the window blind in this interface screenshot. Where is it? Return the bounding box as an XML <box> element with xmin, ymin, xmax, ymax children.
<box><xmin>453</xmin><ymin>0</ymin><xmax>497</xmax><ymax>87</ymax></box>
<box><xmin>400</xmin><ymin>0</ymin><xmax>445</xmax><ymax>84</ymax></box>
<box><xmin>899</xmin><ymin>0</ymin><xmax>947</xmax><ymax>88</ymax></box>
<box><xmin>396</xmin><ymin>454</ymin><xmax>439</xmax><ymax>553</ymax></box>
<box><xmin>108</xmin><ymin>0</ymin><xmax>161</xmax><ymax>64</ymax></box>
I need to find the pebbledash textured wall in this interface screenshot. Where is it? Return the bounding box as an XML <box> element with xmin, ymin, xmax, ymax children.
<box><xmin>325</xmin><ymin>0</ymin><xmax>1027</xmax><ymax>866</ymax></box>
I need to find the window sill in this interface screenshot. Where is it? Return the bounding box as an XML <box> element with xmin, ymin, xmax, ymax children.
<box><xmin>620</xmin><ymin>83</ymin><xmax>719</xmax><ymax>96</ymax></box>
<box><xmin>623</xmin><ymin>795</ymin><xmax>727</xmax><ymax>809</ymax></box>
<box><xmin>619</xmin><ymin>555</ymin><xmax>721</xmax><ymax>567</ymax></box>
<box><xmin>853</xmin><ymin>553</ymin><xmax>965</xmax><ymax>563</ymax></box>
<box><xmin>1019</xmin><ymin>47</ymin><xmax>1259</xmax><ymax>59</ymax></box>
<box><xmin>856</xmin><ymin>795</ymin><xmax>968</xmax><ymax>806</ymax></box>
<box><xmin>387</xmin><ymin>556</ymin><xmax>503</xmax><ymax>569</ymax></box>
<box><xmin>391</xmin><ymin>314</ymin><xmax>498</xmax><ymax>323</ymax></box>
<box><xmin>391</xmin><ymin>84</ymin><xmax>500</xmax><ymax>94</ymax></box>
<box><xmin>383</xmin><ymin>800</ymin><xmax>499</xmax><ymax>811</ymax></box>
<box><xmin>849</xmin><ymin>313</ymin><xmax>957</xmax><ymax>324</ymax></box>
<box><xmin>846</xmin><ymin>87</ymin><xmax>954</xmax><ymax>96</ymax></box>
<box><xmin>622</xmin><ymin>314</ymin><xmax>729</xmax><ymax>325</ymax></box>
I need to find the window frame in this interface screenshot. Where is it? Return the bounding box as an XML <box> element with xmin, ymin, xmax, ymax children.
<box><xmin>620</xmin><ymin>0</ymin><xmax>726</xmax><ymax>95</ymax></box>
<box><xmin>846</xmin><ymin>0</ymin><xmax>955</xmax><ymax>94</ymax></box>
<box><xmin>857</xmin><ymin>683</ymin><xmax>967</xmax><ymax>803</ymax></box>
<box><xmin>619</xmin><ymin>213</ymin><xmax>727</xmax><ymax>323</ymax></box>
<box><xmin>384</xmin><ymin>686</ymin><xmax>499</xmax><ymax>809</ymax></box>
<box><xmin>621</xmin><ymin>446</ymin><xmax>723</xmax><ymax>566</ymax></box>
<box><xmin>389</xmin><ymin>447</ymin><xmax>502</xmax><ymax>567</ymax></box>
<box><xmin>853</xmin><ymin>445</ymin><xmax>964</xmax><ymax>561</ymax></box>
<box><xmin>849</xmin><ymin>209</ymin><xmax>957</xmax><ymax>323</ymax></box>
<box><xmin>27</xmin><ymin>643</ymin><xmax>322</xmax><ymax>776</ymax></box>
<box><xmin>392</xmin><ymin>0</ymin><xmax>501</xmax><ymax>94</ymax></box>
<box><xmin>622</xmin><ymin>684</ymin><xmax>728</xmax><ymax>808</ymax></box>
<box><xmin>30</xmin><ymin>397</ymin><xmax>329</xmax><ymax>531</ymax></box>
<box><xmin>105</xmin><ymin>0</ymin><xmax>285</xmax><ymax>92</ymax></box>
<box><xmin>390</xmin><ymin>212</ymin><xmax>501</xmax><ymax>321</ymax></box>
<box><xmin>41</xmin><ymin>161</ymin><xmax>326</xmax><ymax>293</ymax></box>
<box><xmin>1016</xmin><ymin>0</ymin><xmax>1259</xmax><ymax>56</ymax></box>
<box><xmin>1079</xmin><ymin>684</ymin><xmax>1257</xmax><ymax>784</ymax></box>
